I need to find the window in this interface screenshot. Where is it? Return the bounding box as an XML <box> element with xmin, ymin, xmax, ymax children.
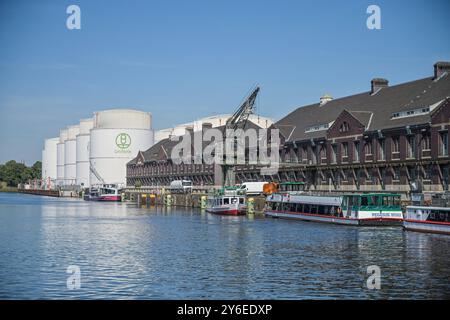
<box><xmin>331</xmin><ymin>144</ymin><xmax>337</xmax><ymax>163</ymax></box>
<box><xmin>392</xmin><ymin>137</ymin><xmax>400</xmax><ymax>153</ymax></box>
<box><xmin>440</xmin><ymin>132</ymin><xmax>448</xmax><ymax>156</ymax></box>
<box><xmin>391</xmin><ymin>107</ymin><xmax>430</xmax><ymax>119</ymax></box>
<box><xmin>311</xmin><ymin>146</ymin><xmax>317</xmax><ymax>164</ymax></box>
<box><xmin>407</xmin><ymin>136</ymin><xmax>416</xmax><ymax>158</ymax></box>
<box><xmin>339</xmin><ymin>122</ymin><xmax>350</xmax><ymax>133</ymax></box>
<box><xmin>354</xmin><ymin>141</ymin><xmax>360</xmax><ymax>162</ymax></box>
<box><xmin>342</xmin><ymin>142</ymin><xmax>349</xmax><ymax>158</ymax></box>
<box><xmin>378</xmin><ymin>139</ymin><xmax>385</xmax><ymax>160</ymax></box>
<box><xmin>393</xmin><ymin>167</ymin><xmax>400</xmax><ymax>181</ymax></box>
<box><xmin>424</xmin><ymin>165</ymin><xmax>432</xmax><ymax>180</ymax></box>
<box><xmin>320</xmin><ymin>145</ymin><xmax>327</xmax><ymax>159</ymax></box>
<box><xmin>305</xmin><ymin>123</ymin><xmax>329</xmax><ymax>133</ymax></box>
<box><xmin>422</xmin><ymin>133</ymin><xmax>431</xmax><ymax>151</ymax></box>
<box><xmin>302</xmin><ymin>146</ymin><xmax>308</xmax><ymax>161</ymax></box>
<box><xmin>365</xmin><ymin>140</ymin><xmax>373</xmax><ymax>155</ymax></box>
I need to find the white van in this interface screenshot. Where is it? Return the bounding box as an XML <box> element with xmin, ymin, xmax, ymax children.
<box><xmin>170</xmin><ymin>180</ymin><xmax>193</xmax><ymax>193</ymax></box>
<box><xmin>239</xmin><ymin>182</ymin><xmax>267</xmax><ymax>195</ymax></box>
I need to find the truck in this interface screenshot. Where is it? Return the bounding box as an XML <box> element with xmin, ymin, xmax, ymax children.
<box><xmin>239</xmin><ymin>181</ymin><xmax>268</xmax><ymax>195</ymax></box>
<box><xmin>169</xmin><ymin>180</ymin><xmax>193</xmax><ymax>193</ymax></box>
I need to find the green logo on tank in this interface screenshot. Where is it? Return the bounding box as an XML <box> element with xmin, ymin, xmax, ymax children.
<box><xmin>115</xmin><ymin>133</ymin><xmax>131</xmax><ymax>149</ymax></box>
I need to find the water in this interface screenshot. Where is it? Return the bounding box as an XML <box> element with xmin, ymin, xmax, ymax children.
<box><xmin>0</xmin><ymin>193</ymin><xmax>449</xmax><ymax>299</ymax></box>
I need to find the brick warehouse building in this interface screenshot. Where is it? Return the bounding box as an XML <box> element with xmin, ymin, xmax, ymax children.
<box><xmin>127</xmin><ymin>61</ymin><xmax>450</xmax><ymax>195</ymax></box>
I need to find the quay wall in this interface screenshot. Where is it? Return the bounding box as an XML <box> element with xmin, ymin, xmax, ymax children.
<box><xmin>18</xmin><ymin>189</ymin><xmax>60</xmax><ymax>197</ymax></box>
<box><xmin>124</xmin><ymin>190</ymin><xmax>267</xmax><ymax>214</ymax></box>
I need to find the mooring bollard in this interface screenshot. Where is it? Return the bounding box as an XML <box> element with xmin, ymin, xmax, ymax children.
<box><xmin>165</xmin><ymin>194</ymin><xmax>172</xmax><ymax>206</ymax></box>
<box><xmin>247</xmin><ymin>197</ymin><xmax>255</xmax><ymax>214</ymax></box>
<box><xmin>200</xmin><ymin>195</ymin><xmax>207</xmax><ymax>209</ymax></box>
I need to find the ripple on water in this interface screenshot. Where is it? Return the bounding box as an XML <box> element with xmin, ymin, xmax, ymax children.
<box><xmin>0</xmin><ymin>193</ymin><xmax>450</xmax><ymax>299</ymax></box>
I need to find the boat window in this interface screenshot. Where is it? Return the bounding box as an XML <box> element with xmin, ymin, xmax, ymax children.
<box><xmin>361</xmin><ymin>196</ymin><xmax>376</xmax><ymax>206</ymax></box>
<box><xmin>224</xmin><ymin>198</ymin><xmax>230</xmax><ymax>205</ymax></box>
<box><xmin>304</xmin><ymin>204</ymin><xmax>311</xmax><ymax>214</ymax></box>
<box><xmin>342</xmin><ymin>196</ymin><xmax>349</xmax><ymax>208</ymax></box>
<box><xmin>239</xmin><ymin>198</ymin><xmax>244</xmax><ymax>204</ymax></box>
<box><xmin>231</xmin><ymin>198</ymin><xmax>238</xmax><ymax>204</ymax></box>
<box><xmin>361</xmin><ymin>196</ymin><xmax>368</xmax><ymax>206</ymax></box>
<box><xmin>428</xmin><ymin>210</ymin><xmax>450</xmax><ymax>222</ymax></box>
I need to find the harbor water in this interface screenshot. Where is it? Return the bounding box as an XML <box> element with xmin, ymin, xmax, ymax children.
<box><xmin>0</xmin><ymin>192</ymin><xmax>449</xmax><ymax>299</ymax></box>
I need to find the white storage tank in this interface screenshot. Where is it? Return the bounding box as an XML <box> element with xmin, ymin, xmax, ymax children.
<box><xmin>76</xmin><ymin>118</ymin><xmax>94</xmax><ymax>187</ymax></box>
<box><xmin>42</xmin><ymin>149</ymin><xmax>47</xmax><ymax>181</ymax></box>
<box><xmin>56</xmin><ymin>129</ymin><xmax>68</xmax><ymax>185</ymax></box>
<box><xmin>90</xmin><ymin>109</ymin><xmax>154</xmax><ymax>185</ymax></box>
<box><xmin>64</xmin><ymin>125</ymin><xmax>79</xmax><ymax>186</ymax></box>
<box><xmin>42</xmin><ymin>137</ymin><xmax>59</xmax><ymax>182</ymax></box>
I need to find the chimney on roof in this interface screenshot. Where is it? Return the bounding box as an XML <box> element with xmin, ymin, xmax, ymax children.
<box><xmin>319</xmin><ymin>94</ymin><xmax>333</xmax><ymax>106</ymax></box>
<box><xmin>371</xmin><ymin>78</ymin><xmax>389</xmax><ymax>95</ymax></box>
<box><xmin>434</xmin><ymin>61</ymin><xmax>450</xmax><ymax>79</ymax></box>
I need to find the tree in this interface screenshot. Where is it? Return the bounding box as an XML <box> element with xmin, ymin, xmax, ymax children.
<box><xmin>31</xmin><ymin>161</ymin><xmax>42</xmax><ymax>180</ymax></box>
<box><xmin>0</xmin><ymin>160</ymin><xmax>41</xmax><ymax>187</ymax></box>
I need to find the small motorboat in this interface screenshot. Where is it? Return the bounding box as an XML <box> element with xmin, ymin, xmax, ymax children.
<box><xmin>206</xmin><ymin>187</ymin><xmax>246</xmax><ymax>215</ymax></box>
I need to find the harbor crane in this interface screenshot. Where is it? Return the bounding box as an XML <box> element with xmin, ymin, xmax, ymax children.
<box><xmin>221</xmin><ymin>86</ymin><xmax>260</xmax><ymax>187</ymax></box>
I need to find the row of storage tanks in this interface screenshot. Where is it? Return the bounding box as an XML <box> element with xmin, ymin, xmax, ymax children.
<box><xmin>41</xmin><ymin>109</ymin><xmax>154</xmax><ymax>188</ymax></box>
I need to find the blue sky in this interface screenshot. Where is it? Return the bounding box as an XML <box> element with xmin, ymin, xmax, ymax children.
<box><xmin>0</xmin><ymin>0</ymin><xmax>449</xmax><ymax>165</ymax></box>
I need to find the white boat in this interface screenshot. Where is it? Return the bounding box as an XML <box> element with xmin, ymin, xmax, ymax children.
<box><xmin>265</xmin><ymin>183</ymin><xmax>403</xmax><ymax>226</ymax></box>
<box><xmin>404</xmin><ymin>206</ymin><xmax>450</xmax><ymax>235</ymax></box>
<box><xmin>206</xmin><ymin>188</ymin><xmax>246</xmax><ymax>215</ymax></box>
<box><xmin>84</xmin><ymin>184</ymin><xmax>123</xmax><ymax>202</ymax></box>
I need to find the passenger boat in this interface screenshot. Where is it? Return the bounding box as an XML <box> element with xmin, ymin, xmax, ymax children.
<box><xmin>265</xmin><ymin>183</ymin><xmax>403</xmax><ymax>226</ymax></box>
<box><xmin>84</xmin><ymin>184</ymin><xmax>123</xmax><ymax>202</ymax></box>
<box><xmin>206</xmin><ymin>187</ymin><xmax>246</xmax><ymax>215</ymax></box>
<box><xmin>404</xmin><ymin>206</ymin><xmax>450</xmax><ymax>234</ymax></box>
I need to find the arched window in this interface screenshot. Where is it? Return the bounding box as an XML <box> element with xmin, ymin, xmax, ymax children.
<box><xmin>339</xmin><ymin>122</ymin><xmax>350</xmax><ymax>133</ymax></box>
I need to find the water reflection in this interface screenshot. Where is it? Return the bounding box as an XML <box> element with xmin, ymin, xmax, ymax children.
<box><xmin>0</xmin><ymin>193</ymin><xmax>449</xmax><ymax>299</ymax></box>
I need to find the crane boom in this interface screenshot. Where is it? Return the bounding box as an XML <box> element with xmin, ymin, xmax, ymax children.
<box><xmin>225</xmin><ymin>87</ymin><xmax>260</xmax><ymax>131</ymax></box>
<box><xmin>221</xmin><ymin>86</ymin><xmax>260</xmax><ymax>187</ymax></box>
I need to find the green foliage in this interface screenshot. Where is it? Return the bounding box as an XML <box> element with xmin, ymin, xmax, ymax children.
<box><xmin>0</xmin><ymin>160</ymin><xmax>42</xmax><ymax>187</ymax></box>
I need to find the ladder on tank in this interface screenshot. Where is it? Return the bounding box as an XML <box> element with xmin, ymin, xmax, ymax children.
<box><xmin>89</xmin><ymin>159</ymin><xmax>105</xmax><ymax>184</ymax></box>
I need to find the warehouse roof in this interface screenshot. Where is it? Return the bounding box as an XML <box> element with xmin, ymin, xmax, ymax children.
<box><xmin>128</xmin><ymin>120</ymin><xmax>263</xmax><ymax>165</ymax></box>
<box><xmin>275</xmin><ymin>67</ymin><xmax>450</xmax><ymax>142</ymax></box>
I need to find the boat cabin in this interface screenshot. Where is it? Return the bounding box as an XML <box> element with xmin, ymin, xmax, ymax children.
<box><xmin>208</xmin><ymin>196</ymin><xmax>245</xmax><ymax>207</ymax></box>
<box><xmin>341</xmin><ymin>193</ymin><xmax>402</xmax><ymax>214</ymax></box>
<box><xmin>278</xmin><ymin>182</ymin><xmax>306</xmax><ymax>193</ymax></box>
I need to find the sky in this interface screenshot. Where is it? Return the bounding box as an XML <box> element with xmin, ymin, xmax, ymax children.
<box><xmin>0</xmin><ymin>0</ymin><xmax>449</xmax><ymax>165</ymax></box>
